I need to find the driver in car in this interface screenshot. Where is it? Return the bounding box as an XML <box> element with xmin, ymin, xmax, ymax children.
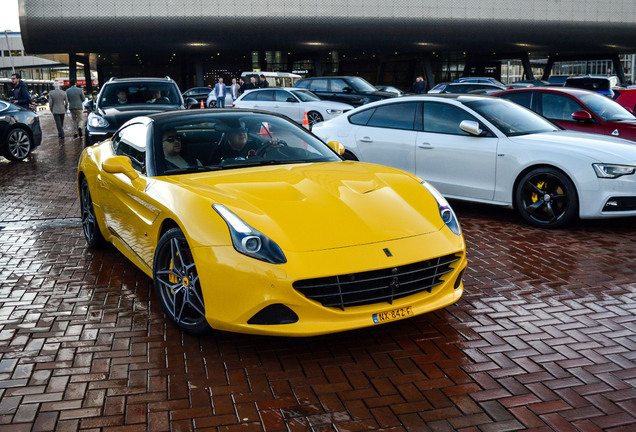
<box><xmin>212</xmin><ymin>127</ymin><xmax>260</xmax><ymax>162</ymax></box>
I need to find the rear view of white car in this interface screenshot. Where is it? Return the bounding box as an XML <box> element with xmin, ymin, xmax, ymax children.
<box><xmin>233</xmin><ymin>88</ymin><xmax>353</xmax><ymax>127</ymax></box>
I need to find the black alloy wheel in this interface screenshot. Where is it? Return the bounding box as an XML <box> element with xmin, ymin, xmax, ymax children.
<box><xmin>515</xmin><ymin>167</ymin><xmax>578</xmax><ymax>229</ymax></box>
<box><xmin>153</xmin><ymin>228</ymin><xmax>211</xmax><ymax>335</ymax></box>
<box><xmin>80</xmin><ymin>177</ymin><xmax>106</xmax><ymax>248</ymax></box>
<box><xmin>4</xmin><ymin>128</ymin><xmax>32</xmax><ymax>161</ymax></box>
<box><xmin>307</xmin><ymin>111</ymin><xmax>323</xmax><ymax>127</ymax></box>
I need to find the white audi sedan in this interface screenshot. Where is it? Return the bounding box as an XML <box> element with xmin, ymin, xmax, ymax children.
<box><xmin>233</xmin><ymin>88</ymin><xmax>354</xmax><ymax>127</ymax></box>
<box><xmin>312</xmin><ymin>95</ymin><xmax>636</xmax><ymax>228</ymax></box>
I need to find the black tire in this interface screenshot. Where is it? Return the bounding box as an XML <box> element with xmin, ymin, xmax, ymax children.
<box><xmin>307</xmin><ymin>111</ymin><xmax>323</xmax><ymax>127</ymax></box>
<box><xmin>3</xmin><ymin>127</ymin><xmax>32</xmax><ymax>161</ymax></box>
<box><xmin>79</xmin><ymin>177</ymin><xmax>106</xmax><ymax>248</ymax></box>
<box><xmin>153</xmin><ymin>228</ymin><xmax>211</xmax><ymax>335</ymax></box>
<box><xmin>342</xmin><ymin>150</ymin><xmax>358</xmax><ymax>161</ymax></box>
<box><xmin>515</xmin><ymin>167</ymin><xmax>578</xmax><ymax>229</ymax></box>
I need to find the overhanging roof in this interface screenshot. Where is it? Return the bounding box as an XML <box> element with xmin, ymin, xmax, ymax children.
<box><xmin>19</xmin><ymin>0</ymin><xmax>636</xmax><ymax>58</ymax></box>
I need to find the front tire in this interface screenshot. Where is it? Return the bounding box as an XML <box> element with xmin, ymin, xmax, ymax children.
<box><xmin>4</xmin><ymin>128</ymin><xmax>32</xmax><ymax>161</ymax></box>
<box><xmin>80</xmin><ymin>177</ymin><xmax>106</xmax><ymax>248</ymax></box>
<box><xmin>307</xmin><ymin>111</ymin><xmax>323</xmax><ymax>127</ymax></box>
<box><xmin>153</xmin><ymin>228</ymin><xmax>211</xmax><ymax>335</ymax></box>
<box><xmin>515</xmin><ymin>167</ymin><xmax>578</xmax><ymax>229</ymax></box>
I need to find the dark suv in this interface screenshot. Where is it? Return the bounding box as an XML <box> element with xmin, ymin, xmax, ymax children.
<box><xmin>293</xmin><ymin>76</ymin><xmax>396</xmax><ymax>107</ymax></box>
<box><xmin>84</xmin><ymin>77</ymin><xmax>185</xmax><ymax>146</ymax></box>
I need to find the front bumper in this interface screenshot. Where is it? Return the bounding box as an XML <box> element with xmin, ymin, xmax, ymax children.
<box><xmin>191</xmin><ymin>228</ymin><xmax>466</xmax><ymax>336</ymax></box>
<box><xmin>579</xmin><ymin>175</ymin><xmax>636</xmax><ymax>218</ymax></box>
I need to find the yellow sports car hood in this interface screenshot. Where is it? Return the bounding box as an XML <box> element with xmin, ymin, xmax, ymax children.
<box><xmin>171</xmin><ymin>162</ymin><xmax>445</xmax><ymax>252</ymax></box>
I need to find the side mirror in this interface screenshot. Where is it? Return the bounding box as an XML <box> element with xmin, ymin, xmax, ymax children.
<box><xmin>327</xmin><ymin>141</ymin><xmax>346</xmax><ymax>155</ymax></box>
<box><xmin>185</xmin><ymin>97</ymin><xmax>199</xmax><ymax>109</ymax></box>
<box><xmin>286</xmin><ymin>97</ymin><xmax>296</xmax><ymax>103</ymax></box>
<box><xmin>102</xmin><ymin>156</ymin><xmax>139</xmax><ymax>181</ymax></box>
<box><xmin>459</xmin><ymin>120</ymin><xmax>484</xmax><ymax>136</ymax></box>
<box><xmin>572</xmin><ymin>110</ymin><xmax>594</xmax><ymax>122</ymax></box>
<box><xmin>342</xmin><ymin>87</ymin><xmax>353</xmax><ymax>94</ymax></box>
<box><xmin>84</xmin><ymin>99</ymin><xmax>94</xmax><ymax>112</ymax></box>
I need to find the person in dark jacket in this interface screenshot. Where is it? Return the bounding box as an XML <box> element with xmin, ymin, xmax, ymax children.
<box><xmin>10</xmin><ymin>73</ymin><xmax>32</xmax><ymax>109</ymax></box>
<box><xmin>259</xmin><ymin>74</ymin><xmax>270</xmax><ymax>88</ymax></box>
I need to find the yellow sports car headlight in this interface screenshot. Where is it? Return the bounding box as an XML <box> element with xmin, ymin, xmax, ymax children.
<box><xmin>421</xmin><ymin>181</ymin><xmax>461</xmax><ymax>236</ymax></box>
<box><xmin>213</xmin><ymin>204</ymin><xmax>287</xmax><ymax>264</ymax></box>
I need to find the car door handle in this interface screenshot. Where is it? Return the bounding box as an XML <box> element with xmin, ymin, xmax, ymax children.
<box><xmin>418</xmin><ymin>143</ymin><xmax>434</xmax><ymax>149</ymax></box>
<box><xmin>359</xmin><ymin>137</ymin><xmax>373</xmax><ymax>143</ymax></box>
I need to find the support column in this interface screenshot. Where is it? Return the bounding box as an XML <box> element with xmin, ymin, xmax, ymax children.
<box><xmin>195</xmin><ymin>59</ymin><xmax>204</xmax><ymax>87</ymax></box>
<box><xmin>541</xmin><ymin>56</ymin><xmax>554</xmax><ymax>81</ymax></box>
<box><xmin>83</xmin><ymin>58</ymin><xmax>93</xmax><ymax>95</ymax></box>
<box><xmin>423</xmin><ymin>53</ymin><xmax>435</xmax><ymax>91</ymax></box>
<box><xmin>612</xmin><ymin>54</ymin><xmax>627</xmax><ymax>86</ymax></box>
<box><xmin>313</xmin><ymin>54</ymin><xmax>323</xmax><ymax>77</ymax></box>
<box><xmin>69</xmin><ymin>53</ymin><xmax>78</xmax><ymax>83</ymax></box>
<box><xmin>520</xmin><ymin>52</ymin><xmax>535</xmax><ymax>81</ymax></box>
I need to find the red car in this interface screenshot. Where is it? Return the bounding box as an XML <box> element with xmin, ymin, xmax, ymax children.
<box><xmin>614</xmin><ymin>88</ymin><xmax>636</xmax><ymax>113</ymax></box>
<box><xmin>494</xmin><ymin>87</ymin><xmax>636</xmax><ymax>142</ymax></box>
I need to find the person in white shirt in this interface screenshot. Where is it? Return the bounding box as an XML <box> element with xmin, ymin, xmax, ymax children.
<box><xmin>230</xmin><ymin>78</ymin><xmax>240</xmax><ymax>101</ymax></box>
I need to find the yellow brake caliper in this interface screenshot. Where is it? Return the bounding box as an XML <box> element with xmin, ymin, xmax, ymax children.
<box><xmin>532</xmin><ymin>181</ymin><xmax>545</xmax><ymax>203</ymax></box>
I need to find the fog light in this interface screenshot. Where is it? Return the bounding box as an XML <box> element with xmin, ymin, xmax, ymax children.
<box><xmin>454</xmin><ymin>269</ymin><xmax>465</xmax><ymax>290</ymax></box>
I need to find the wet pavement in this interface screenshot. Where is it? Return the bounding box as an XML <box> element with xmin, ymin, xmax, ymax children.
<box><xmin>1</xmin><ymin>111</ymin><xmax>635</xmax><ymax>432</ymax></box>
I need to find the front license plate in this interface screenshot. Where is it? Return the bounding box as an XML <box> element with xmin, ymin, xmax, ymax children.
<box><xmin>372</xmin><ymin>306</ymin><xmax>413</xmax><ymax>324</ymax></box>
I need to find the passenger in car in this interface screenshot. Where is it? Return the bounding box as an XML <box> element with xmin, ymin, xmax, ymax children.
<box><xmin>211</xmin><ymin>127</ymin><xmax>260</xmax><ymax>162</ymax></box>
<box><xmin>147</xmin><ymin>89</ymin><xmax>170</xmax><ymax>104</ymax></box>
<box><xmin>115</xmin><ymin>89</ymin><xmax>128</xmax><ymax>105</ymax></box>
<box><xmin>162</xmin><ymin>129</ymin><xmax>201</xmax><ymax>170</ymax></box>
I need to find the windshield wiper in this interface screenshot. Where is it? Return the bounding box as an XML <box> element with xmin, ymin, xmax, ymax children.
<box><xmin>164</xmin><ymin>165</ymin><xmax>225</xmax><ymax>174</ymax></box>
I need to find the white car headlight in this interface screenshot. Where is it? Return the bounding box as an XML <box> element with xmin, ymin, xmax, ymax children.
<box><xmin>213</xmin><ymin>204</ymin><xmax>286</xmax><ymax>264</ymax></box>
<box><xmin>326</xmin><ymin>109</ymin><xmax>343</xmax><ymax>115</ymax></box>
<box><xmin>421</xmin><ymin>181</ymin><xmax>461</xmax><ymax>236</ymax></box>
<box><xmin>593</xmin><ymin>164</ymin><xmax>636</xmax><ymax>179</ymax></box>
<box><xmin>87</xmin><ymin>113</ymin><xmax>109</xmax><ymax>128</ymax></box>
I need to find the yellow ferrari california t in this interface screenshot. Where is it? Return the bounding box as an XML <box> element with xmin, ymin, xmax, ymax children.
<box><xmin>77</xmin><ymin>109</ymin><xmax>467</xmax><ymax>336</ymax></box>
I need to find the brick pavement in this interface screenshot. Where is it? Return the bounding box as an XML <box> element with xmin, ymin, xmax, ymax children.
<box><xmin>0</xmin><ymin>111</ymin><xmax>635</xmax><ymax>431</ymax></box>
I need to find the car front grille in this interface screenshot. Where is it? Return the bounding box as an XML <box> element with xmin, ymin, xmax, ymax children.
<box><xmin>293</xmin><ymin>253</ymin><xmax>460</xmax><ymax>310</ymax></box>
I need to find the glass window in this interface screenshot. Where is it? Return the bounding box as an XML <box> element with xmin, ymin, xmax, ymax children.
<box><xmin>579</xmin><ymin>93</ymin><xmax>635</xmax><ymax>121</ymax></box>
<box><xmin>330</xmin><ymin>79</ymin><xmax>350</xmax><ymax>92</ymax></box>
<box><xmin>423</xmin><ymin>103</ymin><xmax>478</xmax><ymax>135</ymax></box>
<box><xmin>241</xmin><ymin>91</ymin><xmax>259</xmax><ymax>101</ymax></box>
<box><xmin>112</xmin><ymin>123</ymin><xmax>148</xmax><ymax>171</ymax></box>
<box><xmin>464</xmin><ymin>99</ymin><xmax>559</xmax><ymax>136</ymax></box>
<box><xmin>290</xmin><ymin>90</ymin><xmax>320</xmax><ymax>102</ymax></box>
<box><xmin>499</xmin><ymin>92</ymin><xmax>533</xmax><ymax>109</ymax></box>
<box><xmin>366</xmin><ymin>103</ymin><xmax>418</xmax><ymax>130</ymax></box>
<box><xmin>255</xmin><ymin>90</ymin><xmax>275</xmax><ymax>101</ymax></box>
<box><xmin>308</xmin><ymin>79</ymin><xmax>329</xmax><ymax>92</ymax></box>
<box><xmin>541</xmin><ymin>93</ymin><xmax>583</xmax><ymax>121</ymax></box>
<box><xmin>349</xmin><ymin>108</ymin><xmax>375</xmax><ymax>126</ymax></box>
<box><xmin>346</xmin><ymin>77</ymin><xmax>378</xmax><ymax>92</ymax></box>
<box><xmin>274</xmin><ymin>90</ymin><xmax>294</xmax><ymax>102</ymax></box>
<box><xmin>294</xmin><ymin>80</ymin><xmax>310</xmax><ymax>89</ymax></box>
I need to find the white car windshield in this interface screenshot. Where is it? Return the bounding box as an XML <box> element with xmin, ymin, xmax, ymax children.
<box><xmin>290</xmin><ymin>90</ymin><xmax>321</xmax><ymax>102</ymax></box>
<box><xmin>464</xmin><ymin>99</ymin><xmax>560</xmax><ymax>136</ymax></box>
<box><xmin>579</xmin><ymin>93</ymin><xmax>636</xmax><ymax>121</ymax></box>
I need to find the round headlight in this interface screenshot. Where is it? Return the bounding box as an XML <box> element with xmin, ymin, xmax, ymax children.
<box><xmin>242</xmin><ymin>236</ymin><xmax>262</xmax><ymax>253</ymax></box>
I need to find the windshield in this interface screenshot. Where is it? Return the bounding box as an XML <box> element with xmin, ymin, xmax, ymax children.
<box><xmin>464</xmin><ymin>98</ymin><xmax>560</xmax><ymax>136</ymax></box>
<box><xmin>155</xmin><ymin>112</ymin><xmax>341</xmax><ymax>175</ymax></box>
<box><xmin>347</xmin><ymin>77</ymin><xmax>378</xmax><ymax>92</ymax></box>
<box><xmin>290</xmin><ymin>89</ymin><xmax>321</xmax><ymax>102</ymax></box>
<box><xmin>579</xmin><ymin>93</ymin><xmax>635</xmax><ymax>121</ymax></box>
<box><xmin>100</xmin><ymin>82</ymin><xmax>181</xmax><ymax>107</ymax></box>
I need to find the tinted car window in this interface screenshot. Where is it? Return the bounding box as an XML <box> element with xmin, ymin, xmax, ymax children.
<box><xmin>112</xmin><ymin>123</ymin><xmax>147</xmax><ymax>171</ymax></box>
<box><xmin>255</xmin><ymin>90</ymin><xmax>275</xmax><ymax>101</ymax></box>
<box><xmin>500</xmin><ymin>92</ymin><xmax>533</xmax><ymax>109</ymax></box>
<box><xmin>541</xmin><ymin>93</ymin><xmax>583</xmax><ymax>120</ymax></box>
<box><xmin>330</xmin><ymin>79</ymin><xmax>350</xmax><ymax>92</ymax></box>
<box><xmin>367</xmin><ymin>103</ymin><xmax>418</xmax><ymax>130</ymax></box>
<box><xmin>565</xmin><ymin>78</ymin><xmax>610</xmax><ymax>92</ymax></box>
<box><xmin>309</xmin><ymin>79</ymin><xmax>329</xmax><ymax>92</ymax></box>
<box><xmin>101</xmin><ymin>83</ymin><xmax>180</xmax><ymax>106</ymax></box>
<box><xmin>423</xmin><ymin>103</ymin><xmax>477</xmax><ymax>135</ymax></box>
<box><xmin>349</xmin><ymin>108</ymin><xmax>376</xmax><ymax>125</ymax></box>
<box><xmin>294</xmin><ymin>80</ymin><xmax>310</xmax><ymax>89</ymax></box>
<box><xmin>241</xmin><ymin>91</ymin><xmax>259</xmax><ymax>101</ymax></box>
<box><xmin>274</xmin><ymin>90</ymin><xmax>293</xmax><ymax>102</ymax></box>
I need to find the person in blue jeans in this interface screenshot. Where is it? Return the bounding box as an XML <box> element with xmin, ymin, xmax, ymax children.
<box><xmin>214</xmin><ymin>78</ymin><xmax>226</xmax><ymax>108</ymax></box>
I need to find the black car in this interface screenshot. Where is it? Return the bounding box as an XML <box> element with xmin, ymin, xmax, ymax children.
<box><xmin>293</xmin><ymin>76</ymin><xmax>396</xmax><ymax>107</ymax></box>
<box><xmin>0</xmin><ymin>100</ymin><xmax>42</xmax><ymax>161</ymax></box>
<box><xmin>182</xmin><ymin>86</ymin><xmax>213</xmax><ymax>108</ymax></box>
<box><xmin>84</xmin><ymin>77</ymin><xmax>186</xmax><ymax>146</ymax></box>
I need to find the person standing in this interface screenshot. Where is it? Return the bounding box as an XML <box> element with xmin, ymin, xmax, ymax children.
<box><xmin>248</xmin><ymin>77</ymin><xmax>257</xmax><ymax>90</ymax></box>
<box><xmin>413</xmin><ymin>76</ymin><xmax>426</xmax><ymax>94</ymax></box>
<box><xmin>214</xmin><ymin>78</ymin><xmax>227</xmax><ymax>108</ymax></box>
<box><xmin>238</xmin><ymin>78</ymin><xmax>249</xmax><ymax>95</ymax></box>
<box><xmin>230</xmin><ymin>78</ymin><xmax>240</xmax><ymax>101</ymax></box>
<box><xmin>49</xmin><ymin>82</ymin><xmax>69</xmax><ymax>139</ymax></box>
<box><xmin>10</xmin><ymin>73</ymin><xmax>32</xmax><ymax>109</ymax></box>
<box><xmin>66</xmin><ymin>79</ymin><xmax>85</xmax><ymax>139</ymax></box>
<box><xmin>259</xmin><ymin>74</ymin><xmax>269</xmax><ymax>88</ymax></box>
